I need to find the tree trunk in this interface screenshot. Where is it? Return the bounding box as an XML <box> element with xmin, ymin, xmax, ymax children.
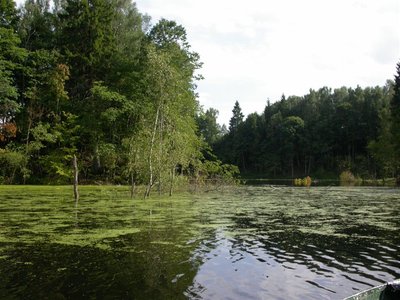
<box><xmin>291</xmin><ymin>156</ymin><xmax>294</xmax><ymax>178</ymax></box>
<box><xmin>10</xmin><ymin>167</ymin><xmax>17</xmax><ymax>184</ymax></box>
<box><xmin>241</xmin><ymin>152</ymin><xmax>246</xmax><ymax>172</ymax></box>
<box><xmin>158</xmin><ymin>110</ymin><xmax>164</xmax><ymax>196</ymax></box>
<box><xmin>23</xmin><ymin>118</ymin><xmax>33</xmax><ymax>185</ymax></box>
<box><xmin>145</xmin><ymin>104</ymin><xmax>160</xmax><ymax>199</ymax></box>
<box><xmin>130</xmin><ymin>172</ymin><xmax>136</xmax><ymax>199</ymax></box>
<box><xmin>73</xmin><ymin>155</ymin><xmax>79</xmax><ymax>203</ymax></box>
<box><xmin>304</xmin><ymin>155</ymin><xmax>307</xmax><ymax>176</ymax></box>
<box><xmin>169</xmin><ymin>167</ymin><xmax>175</xmax><ymax>196</ymax></box>
<box><xmin>25</xmin><ymin>118</ymin><xmax>32</xmax><ymax>152</ymax></box>
<box><xmin>158</xmin><ymin>179</ymin><xmax>162</xmax><ymax>195</ymax></box>
<box><xmin>94</xmin><ymin>143</ymin><xmax>101</xmax><ymax>172</ymax></box>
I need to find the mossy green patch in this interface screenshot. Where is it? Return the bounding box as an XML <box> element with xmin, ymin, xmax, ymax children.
<box><xmin>0</xmin><ymin>185</ymin><xmax>399</xmax><ymax>252</ymax></box>
<box><xmin>0</xmin><ymin>185</ymin><xmax>399</xmax><ymax>300</ymax></box>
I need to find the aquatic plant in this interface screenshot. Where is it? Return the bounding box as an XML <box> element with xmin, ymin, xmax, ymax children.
<box><xmin>294</xmin><ymin>176</ymin><xmax>312</xmax><ymax>187</ymax></box>
<box><xmin>339</xmin><ymin>171</ymin><xmax>362</xmax><ymax>185</ymax></box>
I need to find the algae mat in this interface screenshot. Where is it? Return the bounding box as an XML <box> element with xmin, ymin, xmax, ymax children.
<box><xmin>0</xmin><ymin>185</ymin><xmax>399</xmax><ymax>299</ymax></box>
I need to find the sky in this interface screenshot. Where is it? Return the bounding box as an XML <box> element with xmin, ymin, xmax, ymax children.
<box><xmin>135</xmin><ymin>0</ymin><xmax>400</xmax><ymax>125</ymax></box>
<box><xmin>14</xmin><ymin>0</ymin><xmax>400</xmax><ymax>125</ymax></box>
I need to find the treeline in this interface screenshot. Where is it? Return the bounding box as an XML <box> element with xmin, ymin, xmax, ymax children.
<box><xmin>0</xmin><ymin>0</ymin><xmax>237</xmax><ymax>192</ymax></box>
<box><xmin>1</xmin><ymin>0</ymin><xmax>398</xmax><ymax>187</ymax></box>
<box><xmin>207</xmin><ymin>67</ymin><xmax>400</xmax><ymax>180</ymax></box>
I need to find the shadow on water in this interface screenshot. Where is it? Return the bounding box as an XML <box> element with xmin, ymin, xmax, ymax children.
<box><xmin>0</xmin><ymin>185</ymin><xmax>399</xmax><ymax>299</ymax></box>
<box><xmin>0</xmin><ymin>186</ymin><xmax>204</xmax><ymax>299</ymax></box>
<box><xmin>0</xmin><ymin>236</ymin><xmax>198</xmax><ymax>299</ymax></box>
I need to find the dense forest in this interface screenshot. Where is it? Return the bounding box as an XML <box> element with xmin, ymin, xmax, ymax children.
<box><xmin>0</xmin><ymin>0</ymin><xmax>237</xmax><ymax>192</ymax></box>
<box><xmin>1</xmin><ymin>0</ymin><xmax>399</xmax><ymax>187</ymax></box>
<box><xmin>205</xmin><ymin>69</ymin><xmax>400</xmax><ymax>181</ymax></box>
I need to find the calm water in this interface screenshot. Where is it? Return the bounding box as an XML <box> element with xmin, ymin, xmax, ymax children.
<box><xmin>0</xmin><ymin>185</ymin><xmax>399</xmax><ymax>299</ymax></box>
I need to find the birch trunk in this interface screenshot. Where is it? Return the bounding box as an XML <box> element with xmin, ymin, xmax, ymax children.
<box><xmin>145</xmin><ymin>104</ymin><xmax>160</xmax><ymax>199</ymax></box>
<box><xmin>73</xmin><ymin>155</ymin><xmax>79</xmax><ymax>202</ymax></box>
<box><xmin>169</xmin><ymin>167</ymin><xmax>175</xmax><ymax>196</ymax></box>
<box><xmin>130</xmin><ymin>172</ymin><xmax>136</xmax><ymax>198</ymax></box>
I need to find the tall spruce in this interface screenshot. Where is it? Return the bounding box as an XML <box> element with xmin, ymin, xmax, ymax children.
<box><xmin>229</xmin><ymin>101</ymin><xmax>244</xmax><ymax>133</ymax></box>
<box><xmin>391</xmin><ymin>62</ymin><xmax>400</xmax><ymax>179</ymax></box>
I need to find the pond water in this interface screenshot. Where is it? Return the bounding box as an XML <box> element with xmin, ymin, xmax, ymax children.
<box><xmin>0</xmin><ymin>185</ymin><xmax>399</xmax><ymax>299</ymax></box>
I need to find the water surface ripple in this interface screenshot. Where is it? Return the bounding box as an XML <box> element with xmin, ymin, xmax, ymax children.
<box><xmin>0</xmin><ymin>185</ymin><xmax>399</xmax><ymax>299</ymax></box>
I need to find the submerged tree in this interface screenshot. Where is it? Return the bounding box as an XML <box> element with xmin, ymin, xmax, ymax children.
<box><xmin>142</xmin><ymin>18</ymin><xmax>203</xmax><ymax>197</ymax></box>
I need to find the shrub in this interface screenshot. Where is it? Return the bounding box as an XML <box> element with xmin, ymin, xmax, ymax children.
<box><xmin>339</xmin><ymin>170</ymin><xmax>361</xmax><ymax>185</ymax></box>
<box><xmin>340</xmin><ymin>170</ymin><xmax>355</xmax><ymax>183</ymax></box>
<box><xmin>294</xmin><ymin>176</ymin><xmax>312</xmax><ymax>187</ymax></box>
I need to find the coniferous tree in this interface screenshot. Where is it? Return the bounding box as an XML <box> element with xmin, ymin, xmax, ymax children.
<box><xmin>390</xmin><ymin>62</ymin><xmax>400</xmax><ymax>179</ymax></box>
<box><xmin>2</xmin><ymin>0</ymin><xmax>398</xmax><ymax>184</ymax></box>
<box><xmin>229</xmin><ymin>100</ymin><xmax>244</xmax><ymax>133</ymax></box>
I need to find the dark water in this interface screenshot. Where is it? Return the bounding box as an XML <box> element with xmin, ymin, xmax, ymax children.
<box><xmin>0</xmin><ymin>185</ymin><xmax>399</xmax><ymax>299</ymax></box>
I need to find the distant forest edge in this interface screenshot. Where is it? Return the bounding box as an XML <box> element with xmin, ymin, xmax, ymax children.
<box><xmin>1</xmin><ymin>0</ymin><xmax>400</xmax><ymax>188</ymax></box>
<box><xmin>210</xmin><ymin>75</ymin><xmax>400</xmax><ymax>182</ymax></box>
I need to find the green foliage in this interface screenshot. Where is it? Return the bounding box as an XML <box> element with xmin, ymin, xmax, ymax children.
<box><xmin>41</xmin><ymin>112</ymin><xmax>79</xmax><ymax>181</ymax></box>
<box><xmin>215</xmin><ymin>83</ymin><xmax>396</xmax><ymax>179</ymax></box>
<box><xmin>121</xmin><ymin>132</ymin><xmax>149</xmax><ymax>184</ymax></box>
<box><xmin>196</xmin><ymin>107</ymin><xmax>223</xmax><ymax>145</ymax></box>
<box><xmin>229</xmin><ymin>100</ymin><xmax>244</xmax><ymax>133</ymax></box>
<box><xmin>339</xmin><ymin>170</ymin><xmax>361</xmax><ymax>185</ymax></box>
<box><xmin>339</xmin><ymin>170</ymin><xmax>355</xmax><ymax>182</ymax></box>
<box><xmin>0</xmin><ymin>1</ymin><xmax>210</xmax><ymax>186</ymax></box>
<box><xmin>148</xmin><ymin>18</ymin><xmax>202</xmax><ymax>80</ymax></box>
<box><xmin>368</xmin><ymin>104</ymin><xmax>396</xmax><ymax>178</ymax></box>
<box><xmin>0</xmin><ymin>27</ymin><xmax>27</xmax><ymax>123</ymax></box>
<box><xmin>7</xmin><ymin>0</ymin><xmax>397</xmax><ymax>187</ymax></box>
<box><xmin>200</xmin><ymin>159</ymin><xmax>240</xmax><ymax>184</ymax></box>
<box><xmin>0</xmin><ymin>147</ymin><xmax>29</xmax><ymax>183</ymax></box>
<box><xmin>390</xmin><ymin>62</ymin><xmax>400</xmax><ymax>179</ymax></box>
<box><xmin>0</xmin><ymin>0</ymin><xmax>19</xmax><ymax>29</ymax></box>
<box><xmin>19</xmin><ymin>0</ymin><xmax>57</xmax><ymax>50</ymax></box>
<box><xmin>0</xmin><ymin>0</ymin><xmax>214</xmax><ymax>187</ymax></box>
<box><xmin>97</xmin><ymin>143</ymin><xmax>118</xmax><ymax>173</ymax></box>
<box><xmin>139</xmin><ymin>41</ymin><xmax>204</xmax><ymax>195</ymax></box>
<box><xmin>0</xmin><ymin>60</ymin><xmax>19</xmax><ymax>118</ymax></box>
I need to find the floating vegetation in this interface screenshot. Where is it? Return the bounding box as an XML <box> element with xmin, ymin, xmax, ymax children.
<box><xmin>294</xmin><ymin>176</ymin><xmax>312</xmax><ymax>187</ymax></box>
<box><xmin>0</xmin><ymin>185</ymin><xmax>399</xmax><ymax>299</ymax></box>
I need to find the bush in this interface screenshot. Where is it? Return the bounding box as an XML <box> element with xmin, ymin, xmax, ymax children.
<box><xmin>200</xmin><ymin>160</ymin><xmax>240</xmax><ymax>184</ymax></box>
<box><xmin>0</xmin><ymin>148</ymin><xmax>29</xmax><ymax>183</ymax></box>
<box><xmin>339</xmin><ymin>170</ymin><xmax>361</xmax><ymax>185</ymax></box>
<box><xmin>340</xmin><ymin>170</ymin><xmax>355</xmax><ymax>182</ymax></box>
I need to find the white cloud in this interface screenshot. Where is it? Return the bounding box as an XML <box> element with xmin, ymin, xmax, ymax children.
<box><xmin>136</xmin><ymin>0</ymin><xmax>400</xmax><ymax>125</ymax></box>
<box><xmin>15</xmin><ymin>0</ymin><xmax>399</xmax><ymax>124</ymax></box>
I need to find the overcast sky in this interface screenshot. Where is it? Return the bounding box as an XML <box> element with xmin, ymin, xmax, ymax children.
<box><xmin>136</xmin><ymin>0</ymin><xmax>400</xmax><ymax>125</ymax></box>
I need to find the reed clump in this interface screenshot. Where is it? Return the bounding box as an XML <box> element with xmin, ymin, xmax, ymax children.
<box><xmin>294</xmin><ymin>176</ymin><xmax>312</xmax><ymax>187</ymax></box>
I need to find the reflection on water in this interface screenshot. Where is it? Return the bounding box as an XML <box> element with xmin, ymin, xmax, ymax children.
<box><xmin>0</xmin><ymin>185</ymin><xmax>399</xmax><ymax>299</ymax></box>
<box><xmin>187</xmin><ymin>186</ymin><xmax>400</xmax><ymax>300</ymax></box>
<box><xmin>188</xmin><ymin>229</ymin><xmax>399</xmax><ymax>300</ymax></box>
